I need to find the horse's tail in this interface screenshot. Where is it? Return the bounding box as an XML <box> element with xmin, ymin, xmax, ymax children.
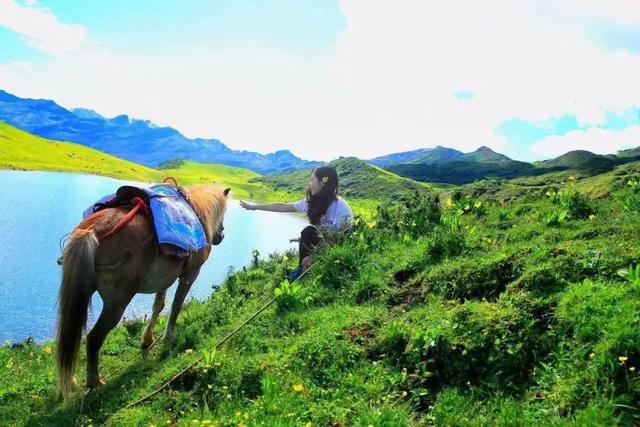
<box><xmin>56</xmin><ymin>228</ymin><xmax>98</xmax><ymax>401</ymax></box>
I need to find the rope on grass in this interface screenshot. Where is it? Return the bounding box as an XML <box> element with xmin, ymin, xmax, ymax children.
<box><xmin>121</xmin><ymin>264</ymin><xmax>316</xmax><ymax>411</ymax></box>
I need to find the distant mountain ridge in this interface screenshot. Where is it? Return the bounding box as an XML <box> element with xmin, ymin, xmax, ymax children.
<box><xmin>0</xmin><ymin>90</ymin><xmax>319</xmax><ymax>174</ymax></box>
<box><xmin>257</xmin><ymin>157</ymin><xmax>431</xmax><ymax>201</ymax></box>
<box><xmin>373</xmin><ymin>145</ymin><xmax>640</xmax><ymax>185</ymax></box>
<box><xmin>369</xmin><ymin>145</ymin><xmax>511</xmax><ymax>167</ymax></box>
<box><xmin>534</xmin><ymin>150</ymin><xmax>615</xmax><ymax>173</ymax></box>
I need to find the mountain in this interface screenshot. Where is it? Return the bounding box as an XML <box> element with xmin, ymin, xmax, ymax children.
<box><xmin>462</xmin><ymin>146</ymin><xmax>511</xmax><ymax>163</ymax></box>
<box><xmin>256</xmin><ymin>157</ymin><xmax>431</xmax><ymax>201</ymax></box>
<box><xmin>0</xmin><ymin>89</ymin><xmax>319</xmax><ymax>174</ymax></box>
<box><xmin>370</xmin><ymin>145</ymin><xmax>511</xmax><ymax>168</ymax></box>
<box><xmin>386</xmin><ymin>159</ymin><xmax>559</xmax><ymax>185</ymax></box>
<box><xmin>616</xmin><ymin>147</ymin><xmax>640</xmax><ymax>158</ymax></box>
<box><xmin>369</xmin><ymin>146</ymin><xmax>464</xmax><ymax>167</ymax></box>
<box><xmin>535</xmin><ymin>150</ymin><xmax>615</xmax><ymax>174</ymax></box>
<box><xmin>370</xmin><ymin>145</ymin><xmax>522</xmax><ymax>184</ymax></box>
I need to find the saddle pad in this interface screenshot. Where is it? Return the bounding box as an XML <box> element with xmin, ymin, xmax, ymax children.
<box><xmin>84</xmin><ymin>184</ymin><xmax>207</xmax><ymax>252</ymax></box>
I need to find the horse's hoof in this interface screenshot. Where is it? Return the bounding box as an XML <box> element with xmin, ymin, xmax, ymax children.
<box><xmin>141</xmin><ymin>338</ymin><xmax>155</xmax><ymax>350</ymax></box>
<box><xmin>86</xmin><ymin>378</ymin><xmax>106</xmax><ymax>391</ymax></box>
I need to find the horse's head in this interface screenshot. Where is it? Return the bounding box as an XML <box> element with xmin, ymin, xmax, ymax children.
<box><xmin>187</xmin><ymin>185</ymin><xmax>230</xmax><ymax>246</ymax></box>
<box><xmin>212</xmin><ymin>221</ymin><xmax>225</xmax><ymax>246</ymax></box>
<box><xmin>211</xmin><ymin>188</ymin><xmax>230</xmax><ymax>246</ymax></box>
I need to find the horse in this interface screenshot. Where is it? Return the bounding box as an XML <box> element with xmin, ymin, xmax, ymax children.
<box><xmin>55</xmin><ymin>184</ymin><xmax>230</xmax><ymax>401</ymax></box>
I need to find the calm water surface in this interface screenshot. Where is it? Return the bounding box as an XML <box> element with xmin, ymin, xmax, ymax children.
<box><xmin>0</xmin><ymin>171</ymin><xmax>307</xmax><ymax>342</ymax></box>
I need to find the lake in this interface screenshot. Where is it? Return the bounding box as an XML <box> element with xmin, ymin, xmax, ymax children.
<box><xmin>0</xmin><ymin>170</ymin><xmax>308</xmax><ymax>343</ymax></box>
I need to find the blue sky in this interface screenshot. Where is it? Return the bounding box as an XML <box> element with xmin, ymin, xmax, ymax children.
<box><xmin>29</xmin><ymin>0</ymin><xmax>346</xmax><ymax>55</ymax></box>
<box><xmin>1</xmin><ymin>0</ymin><xmax>639</xmax><ymax>161</ymax></box>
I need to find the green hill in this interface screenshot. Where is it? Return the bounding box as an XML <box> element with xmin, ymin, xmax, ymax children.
<box><xmin>386</xmin><ymin>159</ymin><xmax>560</xmax><ymax>185</ymax></box>
<box><xmin>536</xmin><ymin>150</ymin><xmax>615</xmax><ymax>173</ymax></box>
<box><xmin>0</xmin><ymin>121</ymin><xmax>166</xmax><ymax>182</ymax></box>
<box><xmin>461</xmin><ymin>146</ymin><xmax>511</xmax><ymax>163</ymax></box>
<box><xmin>0</xmin><ymin>122</ymin><xmax>288</xmax><ymax>201</ymax></box>
<box><xmin>256</xmin><ymin>156</ymin><xmax>434</xmax><ymax>201</ymax></box>
<box><xmin>616</xmin><ymin>147</ymin><xmax>640</xmax><ymax>158</ymax></box>
<box><xmin>2</xmin><ymin>169</ymin><xmax>640</xmax><ymax>425</ymax></box>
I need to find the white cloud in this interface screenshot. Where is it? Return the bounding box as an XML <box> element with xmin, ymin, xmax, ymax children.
<box><xmin>0</xmin><ymin>0</ymin><xmax>639</xmax><ymax>162</ymax></box>
<box><xmin>0</xmin><ymin>0</ymin><xmax>92</xmax><ymax>57</ymax></box>
<box><xmin>529</xmin><ymin>125</ymin><xmax>640</xmax><ymax>159</ymax></box>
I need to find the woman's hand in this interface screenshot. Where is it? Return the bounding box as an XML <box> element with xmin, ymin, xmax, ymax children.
<box><xmin>240</xmin><ymin>200</ymin><xmax>256</xmax><ymax>210</ymax></box>
<box><xmin>301</xmin><ymin>256</ymin><xmax>313</xmax><ymax>269</ymax></box>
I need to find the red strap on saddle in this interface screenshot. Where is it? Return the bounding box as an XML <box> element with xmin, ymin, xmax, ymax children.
<box><xmin>98</xmin><ymin>196</ymin><xmax>148</xmax><ymax>242</ymax></box>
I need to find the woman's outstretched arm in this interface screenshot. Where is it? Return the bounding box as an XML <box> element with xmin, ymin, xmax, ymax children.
<box><xmin>239</xmin><ymin>201</ymin><xmax>297</xmax><ymax>212</ymax></box>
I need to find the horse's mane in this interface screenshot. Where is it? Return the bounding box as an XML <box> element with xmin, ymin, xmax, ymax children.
<box><xmin>185</xmin><ymin>184</ymin><xmax>228</xmax><ymax>243</ymax></box>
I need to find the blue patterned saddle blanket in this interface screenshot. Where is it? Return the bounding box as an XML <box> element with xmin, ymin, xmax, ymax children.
<box><xmin>84</xmin><ymin>184</ymin><xmax>207</xmax><ymax>252</ymax></box>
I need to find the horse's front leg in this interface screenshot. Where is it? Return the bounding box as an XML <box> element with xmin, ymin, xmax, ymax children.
<box><xmin>141</xmin><ymin>289</ymin><xmax>166</xmax><ymax>349</ymax></box>
<box><xmin>162</xmin><ymin>268</ymin><xmax>200</xmax><ymax>343</ymax></box>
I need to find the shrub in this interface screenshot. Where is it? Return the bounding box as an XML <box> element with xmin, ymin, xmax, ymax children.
<box><xmin>562</xmin><ymin>191</ymin><xmax>595</xmax><ymax>220</ymax></box>
<box><xmin>274</xmin><ymin>279</ymin><xmax>305</xmax><ymax>315</ymax></box>
<box><xmin>316</xmin><ymin>243</ymin><xmax>365</xmax><ymax>290</ymax></box>
<box><xmin>377</xmin><ymin>190</ymin><xmax>440</xmax><ymax>237</ymax></box>
<box><xmin>418</xmin><ymin>252</ymin><xmax>523</xmax><ymax>300</ymax></box>
<box><xmin>425</xmin><ymin>226</ymin><xmax>466</xmax><ymax>262</ymax></box>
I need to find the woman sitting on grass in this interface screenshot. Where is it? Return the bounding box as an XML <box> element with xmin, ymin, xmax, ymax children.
<box><xmin>240</xmin><ymin>166</ymin><xmax>353</xmax><ymax>281</ymax></box>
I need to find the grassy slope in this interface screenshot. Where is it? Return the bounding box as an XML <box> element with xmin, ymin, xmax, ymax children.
<box><xmin>0</xmin><ymin>122</ymin><xmax>293</xmax><ymax>201</ymax></box>
<box><xmin>2</xmin><ymin>167</ymin><xmax>640</xmax><ymax>425</ymax></box>
<box><xmin>435</xmin><ymin>159</ymin><xmax>640</xmax><ymax>203</ymax></box>
<box><xmin>0</xmin><ymin>121</ymin><xmax>166</xmax><ymax>182</ymax></box>
<box><xmin>256</xmin><ymin>157</ymin><xmax>436</xmax><ymax>217</ymax></box>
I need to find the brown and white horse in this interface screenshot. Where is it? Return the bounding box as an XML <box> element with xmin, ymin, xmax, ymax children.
<box><xmin>56</xmin><ymin>184</ymin><xmax>229</xmax><ymax>401</ymax></box>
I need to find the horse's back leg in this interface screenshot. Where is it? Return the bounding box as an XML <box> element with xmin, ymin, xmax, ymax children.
<box><xmin>162</xmin><ymin>267</ymin><xmax>200</xmax><ymax>343</ymax></box>
<box><xmin>141</xmin><ymin>289</ymin><xmax>166</xmax><ymax>349</ymax></box>
<box><xmin>86</xmin><ymin>293</ymin><xmax>134</xmax><ymax>389</ymax></box>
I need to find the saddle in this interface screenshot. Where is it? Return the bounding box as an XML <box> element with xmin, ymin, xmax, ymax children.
<box><xmin>84</xmin><ymin>184</ymin><xmax>208</xmax><ymax>258</ymax></box>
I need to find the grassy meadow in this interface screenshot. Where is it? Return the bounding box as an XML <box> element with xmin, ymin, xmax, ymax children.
<box><xmin>2</xmin><ymin>160</ymin><xmax>640</xmax><ymax>425</ymax></box>
<box><xmin>0</xmin><ymin>122</ymin><xmax>294</xmax><ymax>202</ymax></box>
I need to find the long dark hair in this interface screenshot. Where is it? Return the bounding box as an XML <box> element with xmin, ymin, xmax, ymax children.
<box><xmin>306</xmin><ymin>166</ymin><xmax>339</xmax><ymax>225</ymax></box>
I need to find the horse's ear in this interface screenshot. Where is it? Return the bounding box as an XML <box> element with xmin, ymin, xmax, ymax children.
<box><xmin>223</xmin><ymin>188</ymin><xmax>231</xmax><ymax>197</ymax></box>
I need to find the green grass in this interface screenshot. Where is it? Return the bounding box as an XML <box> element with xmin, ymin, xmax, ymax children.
<box><xmin>4</xmin><ymin>121</ymin><xmax>640</xmax><ymax>425</ymax></box>
<box><xmin>0</xmin><ymin>122</ymin><xmax>293</xmax><ymax>201</ymax></box>
<box><xmin>3</xmin><ymin>170</ymin><xmax>640</xmax><ymax>425</ymax></box>
<box><xmin>0</xmin><ymin>121</ymin><xmax>166</xmax><ymax>182</ymax></box>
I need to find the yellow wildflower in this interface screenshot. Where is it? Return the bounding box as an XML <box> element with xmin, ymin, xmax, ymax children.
<box><xmin>43</xmin><ymin>346</ymin><xmax>52</xmax><ymax>355</ymax></box>
<box><xmin>446</xmin><ymin>198</ymin><xmax>454</xmax><ymax>207</ymax></box>
<box><xmin>283</xmin><ymin>255</ymin><xmax>289</xmax><ymax>262</ymax></box>
<box><xmin>305</xmin><ymin>423</ymin><xmax>313</xmax><ymax>427</ymax></box>
<box><xmin>366</xmin><ymin>221</ymin><xmax>376</xmax><ymax>229</ymax></box>
<box><xmin>589</xmin><ymin>352</ymin><xmax>595</xmax><ymax>359</ymax></box>
<box><xmin>292</xmin><ymin>383</ymin><xmax>305</xmax><ymax>393</ymax></box>
<box><xmin>619</xmin><ymin>356</ymin><xmax>628</xmax><ymax>363</ymax></box>
<box><xmin>402</xmin><ymin>390</ymin><xmax>408</xmax><ymax>397</ymax></box>
<box><xmin>589</xmin><ymin>214</ymin><xmax>596</xmax><ymax>221</ymax></box>
<box><xmin>474</xmin><ymin>201</ymin><xmax>482</xmax><ymax>209</ymax></box>
<box><xmin>569</xmin><ymin>176</ymin><xmax>575</xmax><ymax>181</ymax></box>
<box><xmin>185</xmin><ymin>349</ymin><xmax>193</xmax><ymax>355</ymax></box>
<box><xmin>630</xmin><ymin>366</ymin><xmax>636</xmax><ymax>372</ymax></box>
<box><xmin>238</xmin><ymin>424</ymin><xmax>248</xmax><ymax>427</ymax></box>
